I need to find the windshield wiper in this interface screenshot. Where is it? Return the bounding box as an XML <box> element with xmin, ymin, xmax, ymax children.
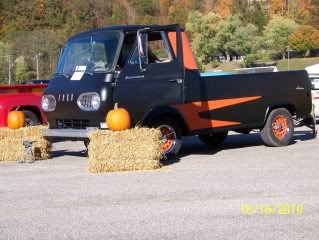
<box><xmin>83</xmin><ymin>71</ymin><xmax>93</xmax><ymax>76</ymax></box>
<box><xmin>53</xmin><ymin>72</ymin><xmax>69</xmax><ymax>78</ymax></box>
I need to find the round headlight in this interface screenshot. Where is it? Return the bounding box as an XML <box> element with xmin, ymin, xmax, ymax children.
<box><xmin>42</xmin><ymin>98</ymin><xmax>49</xmax><ymax>111</ymax></box>
<box><xmin>91</xmin><ymin>94</ymin><xmax>101</xmax><ymax>109</ymax></box>
<box><xmin>77</xmin><ymin>92</ymin><xmax>100</xmax><ymax>111</ymax></box>
<box><xmin>42</xmin><ymin>95</ymin><xmax>56</xmax><ymax>112</ymax></box>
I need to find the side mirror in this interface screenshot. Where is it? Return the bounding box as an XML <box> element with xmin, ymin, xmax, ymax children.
<box><xmin>137</xmin><ymin>30</ymin><xmax>148</xmax><ymax>72</ymax></box>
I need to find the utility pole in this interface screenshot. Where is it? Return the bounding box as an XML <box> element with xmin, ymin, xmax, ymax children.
<box><xmin>287</xmin><ymin>46</ymin><xmax>290</xmax><ymax>71</ymax></box>
<box><xmin>8</xmin><ymin>55</ymin><xmax>12</xmax><ymax>85</ymax></box>
<box><xmin>35</xmin><ymin>53</ymin><xmax>39</xmax><ymax>80</ymax></box>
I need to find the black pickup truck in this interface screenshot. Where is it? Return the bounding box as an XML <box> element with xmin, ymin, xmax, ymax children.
<box><xmin>42</xmin><ymin>24</ymin><xmax>315</xmax><ymax>156</ymax></box>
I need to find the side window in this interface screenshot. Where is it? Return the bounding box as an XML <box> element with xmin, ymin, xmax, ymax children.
<box><xmin>129</xmin><ymin>31</ymin><xmax>173</xmax><ymax>65</ymax></box>
<box><xmin>117</xmin><ymin>35</ymin><xmax>136</xmax><ymax>68</ymax></box>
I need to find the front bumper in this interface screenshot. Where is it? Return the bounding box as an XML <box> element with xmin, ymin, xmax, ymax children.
<box><xmin>43</xmin><ymin>128</ymin><xmax>98</xmax><ymax>141</ymax></box>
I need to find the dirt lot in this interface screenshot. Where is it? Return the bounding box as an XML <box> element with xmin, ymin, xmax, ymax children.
<box><xmin>1</xmin><ymin>127</ymin><xmax>319</xmax><ymax>240</ymax></box>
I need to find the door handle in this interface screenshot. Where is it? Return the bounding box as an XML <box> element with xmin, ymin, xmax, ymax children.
<box><xmin>169</xmin><ymin>79</ymin><xmax>183</xmax><ymax>84</ymax></box>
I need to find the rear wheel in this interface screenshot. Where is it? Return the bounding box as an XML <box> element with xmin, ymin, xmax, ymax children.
<box><xmin>149</xmin><ymin>117</ymin><xmax>182</xmax><ymax>157</ymax></box>
<box><xmin>260</xmin><ymin>108</ymin><xmax>294</xmax><ymax>147</ymax></box>
<box><xmin>198</xmin><ymin>132</ymin><xmax>228</xmax><ymax>145</ymax></box>
<box><xmin>22</xmin><ymin>110</ymin><xmax>40</xmax><ymax>126</ymax></box>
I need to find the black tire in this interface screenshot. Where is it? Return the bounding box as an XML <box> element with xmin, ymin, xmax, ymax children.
<box><xmin>198</xmin><ymin>131</ymin><xmax>228</xmax><ymax>145</ymax></box>
<box><xmin>260</xmin><ymin>108</ymin><xmax>294</xmax><ymax>147</ymax></box>
<box><xmin>149</xmin><ymin>117</ymin><xmax>182</xmax><ymax>157</ymax></box>
<box><xmin>22</xmin><ymin>110</ymin><xmax>40</xmax><ymax>126</ymax></box>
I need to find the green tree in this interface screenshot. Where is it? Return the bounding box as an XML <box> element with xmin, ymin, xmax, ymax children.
<box><xmin>231</xmin><ymin>24</ymin><xmax>260</xmax><ymax>56</ymax></box>
<box><xmin>0</xmin><ymin>42</ymin><xmax>10</xmax><ymax>85</ymax></box>
<box><xmin>215</xmin><ymin>15</ymin><xmax>241</xmax><ymax>61</ymax></box>
<box><xmin>64</xmin><ymin>0</ymin><xmax>98</xmax><ymax>35</ymax></box>
<box><xmin>45</xmin><ymin>0</ymin><xmax>67</xmax><ymax>28</ymax></box>
<box><xmin>169</xmin><ymin>0</ymin><xmax>200</xmax><ymax>27</ymax></box>
<box><xmin>131</xmin><ymin>0</ymin><xmax>158</xmax><ymax>24</ymax></box>
<box><xmin>186</xmin><ymin>11</ymin><xmax>221</xmax><ymax>63</ymax></box>
<box><xmin>289</xmin><ymin>25</ymin><xmax>319</xmax><ymax>56</ymax></box>
<box><xmin>263</xmin><ymin>16</ymin><xmax>299</xmax><ymax>59</ymax></box>
<box><xmin>108</xmin><ymin>6</ymin><xmax>128</xmax><ymax>25</ymax></box>
<box><xmin>15</xmin><ymin>56</ymin><xmax>28</xmax><ymax>83</ymax></box>
<box><xmin>233</xmin><ymin>0</ymin><xmax>269</xmax><ymax>33</ymax></box>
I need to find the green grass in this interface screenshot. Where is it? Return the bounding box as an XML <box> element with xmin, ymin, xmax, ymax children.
<box><xmin>204</xmin><ymin>57</ymin><xmax>319</xmax><ymax>72</ymax></box>
<box><xmin>276</xmin><ymin>57</ymin><xmax>319</xmax><ymax>71</ymax></box>
<box><xmin>204</xmin><ymin>61</ymin><xmax>242</xmax><ymax>72</ymax></box>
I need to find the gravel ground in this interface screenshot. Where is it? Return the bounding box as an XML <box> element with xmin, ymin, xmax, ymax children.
<box><xmin>0</xmin><ymin>127</ymin><xmax>318</xmax><ymax>240</ymax></box>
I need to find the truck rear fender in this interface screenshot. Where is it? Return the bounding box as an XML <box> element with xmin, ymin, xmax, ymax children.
<box><xmin>264</xmin><ymin>104</ymin><xmax>296</xmax><ymax>126</ymax></box>
<box><xmin>142</xmin><ymin>106</ymin><xmax>190</xmax><ymax>136</ymax></box>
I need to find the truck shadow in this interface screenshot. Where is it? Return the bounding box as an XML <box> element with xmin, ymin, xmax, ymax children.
<box><xmin>161</xmin><ymin>130</ymin><xmax>316</xmax><ymax>166</ymax></box>
<box><xmin>52</xmin><ymin>149</ymin><xmax>88</xmax><ymax>158</ymax></box>
<box><xmin>161</xmin><ymin>133</ymin><xmax>263</xmax><ymax>166</ymax></box>
<box><xmin>51</xmin><ymin>130</ymin><xmax>315</xmax><ymax>160</ymax></box>
<box><xmin>293</xmin><ymin>131</ymin><xmax>317</xmax><ymax>141</ymax></box>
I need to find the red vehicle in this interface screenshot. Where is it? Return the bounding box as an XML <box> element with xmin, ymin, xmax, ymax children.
<box><xmin>0</xmin><ymin>84</ymin><xmax>47</xmax><ymax>127</ymax></box>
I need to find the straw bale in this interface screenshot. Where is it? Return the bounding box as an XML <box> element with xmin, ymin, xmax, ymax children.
<box><xmin>88</xmin><ymin>128</ymin><xmax>163</xmax><ymax>173</ymax></box>
<box><xmin>0</xmin><ymin>126</ymin><xmax>44</xmax><ymax>140</ymax></box>
<box><xmin>0</xmin><ymin>127</ymin><xmax>51</xmax><ymax>162</ymax></box>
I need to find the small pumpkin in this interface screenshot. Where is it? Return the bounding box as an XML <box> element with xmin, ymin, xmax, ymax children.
<box><xmin>8</xmin><ymin>111</ymin><xmax>26</xmax><ymax>129</ymax></box>
<box><xmin>106</xmin><ymin>103</ymin><xmax>131</xmax><ymax>131</ymax></box>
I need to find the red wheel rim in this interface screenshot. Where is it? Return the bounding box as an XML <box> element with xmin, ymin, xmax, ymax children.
<box><xmin>159</xmin><ymin>125</ymin><xmax>176</xmax><ymax>154</ymax></box>
<box><xmin>272</xmin><ymin>115</ymin><xmax>290</xmax><ymax>140</ymax></box>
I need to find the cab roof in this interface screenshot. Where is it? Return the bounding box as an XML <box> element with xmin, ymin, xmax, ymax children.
<box><xmin>70</xmin><ymin>24</ymin><xmax>182</xmax><ymax>40</ymax></box>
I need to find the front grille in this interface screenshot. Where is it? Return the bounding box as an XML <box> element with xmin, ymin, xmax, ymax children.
<box><xmin>56</xmin><ymin>119</ymin><xmax>90</xmax><ymax>129</ymax></box>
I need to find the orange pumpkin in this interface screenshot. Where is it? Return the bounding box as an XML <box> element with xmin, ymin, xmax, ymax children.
<box><xmin>8</xmin><ymin>111</ymin><xmax>25</xmax><ymax>129</ymax></box>
<box><xmin>106</xmin><ymin>103</ymin><xmax>131</xmax><ymax>131</ymax></box>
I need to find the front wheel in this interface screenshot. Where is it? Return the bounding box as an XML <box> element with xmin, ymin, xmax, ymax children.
<box><xmin>22</xmin><ymin>110</ymin><xmax>40</xmax><ymax>126</ymax></box>
<box><xmin>198</xmin><ymin>132</ymin><xmax>228</xmax><ymax>145</ymax></box>
<box><xmin>149</xmin><ymin>117</ymin><xmax>182</xmax><ymax>157</ymax></box>
<box><xmin>260</xmin><ymin>108</ymin><xmax>294</xmax><ymax>147</ymax></box>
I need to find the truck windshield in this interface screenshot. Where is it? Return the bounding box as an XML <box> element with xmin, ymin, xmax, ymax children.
<box><xmin>55</xmin><ymin>31</ymin><xmax>121</xmax><ymax>75</ymax></box>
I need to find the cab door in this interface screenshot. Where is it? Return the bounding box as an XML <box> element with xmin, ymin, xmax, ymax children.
<box><xmin>113</xmin><ymin>31</ymin><xmax>184</xmax><ymax>124</ymax></box>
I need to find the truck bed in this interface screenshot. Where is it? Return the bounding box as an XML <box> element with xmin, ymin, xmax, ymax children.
<box><xmin>184</xmin><ymin>70</ymin><xmax>312</xmax><ymax>132</ymax></box>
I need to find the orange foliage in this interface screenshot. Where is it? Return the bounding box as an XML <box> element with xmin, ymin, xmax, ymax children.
<box><xmin>216</xmin><ymin>0</ymin><xmax>234</xmax><ymax>19</ymax></box>
<box><xmin>289</xmin><ymin>25</ymin><xmax>319</xmax><ymax>53</ymax></box>
<box><xmin>270</xmin><ymin>0</ymin><xmax>286</xmax><ymax>16</ymax></box>
<box><xmin>295</xmin><ymin>0</ymin><xmax>316</xmax><ymax>22</ymax></box>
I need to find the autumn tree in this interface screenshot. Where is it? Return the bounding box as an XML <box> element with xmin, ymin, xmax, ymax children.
<box><xmin>233</xmin><ymin>0</ymin><xmax>269</xmax><ymax>32</ymax></box>
<box><xmin>169</xmin><ymin>0</ymin><xmax>200</xmax><ymax>27</ymax></box>
<box><xmin>45</xmin><ymin>0</ymin><xmax>67</xmax><ymax>29</ymax></box>
<box><xmin>308</xmin><ymin>0</ymin><xmax>319</xmax><ymax>27</ymax></box>
<box><xmin>263</xmin><ymin>16</ymin><xmax>299</xmax><ymax>59</ymax></box>
<box><xmin>64</xmin><ymin>0</ymin><xmax>98</xmax><ymax>35</ymax></box>
<box><xmin>12</xmin><ymin>0</ymin><xmax>47</xmax><ymax>31</ymax></box>
<box><xmin>215</xmin><ymin>0</ymin><xmax>234</xmax><ymax>19</ymax></box>
<box><xmin>287</xmin><ymin>0</ymin><xmax>315</xmax><ymax>24</ymax></box>
<box><xmin>269</xmin><ymin>0</ymin><xmax>286</xmax><ymax>16</ymax></box>
<box><xmin>131</xmin><ymin>0</ymin><xmax>158</xmax><ymax>24</ymax></box>
<box><xmin>289</xmin><ymin>25</ymin><xmax>319</xmax><ymax>56</ymax></box>
<box><xmin>159</xmin><ymin>0</ymin><xmax>172</xmax><ymax>24</ymax></box>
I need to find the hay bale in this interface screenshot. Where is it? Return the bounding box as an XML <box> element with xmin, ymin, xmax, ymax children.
<box><xmin>88</xmin><ymin>128</ymin><xmax>163</xmax><ymax>173</ymax></box>
<box><xmin>0</xmin><ymin>127</ymin><xmax>51</xmax><ymax>162</ymax></box>
<box><xmin>0</xmin><ymin>126</ymin><xmax>44</xmax><ymax>139</ymax></box>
